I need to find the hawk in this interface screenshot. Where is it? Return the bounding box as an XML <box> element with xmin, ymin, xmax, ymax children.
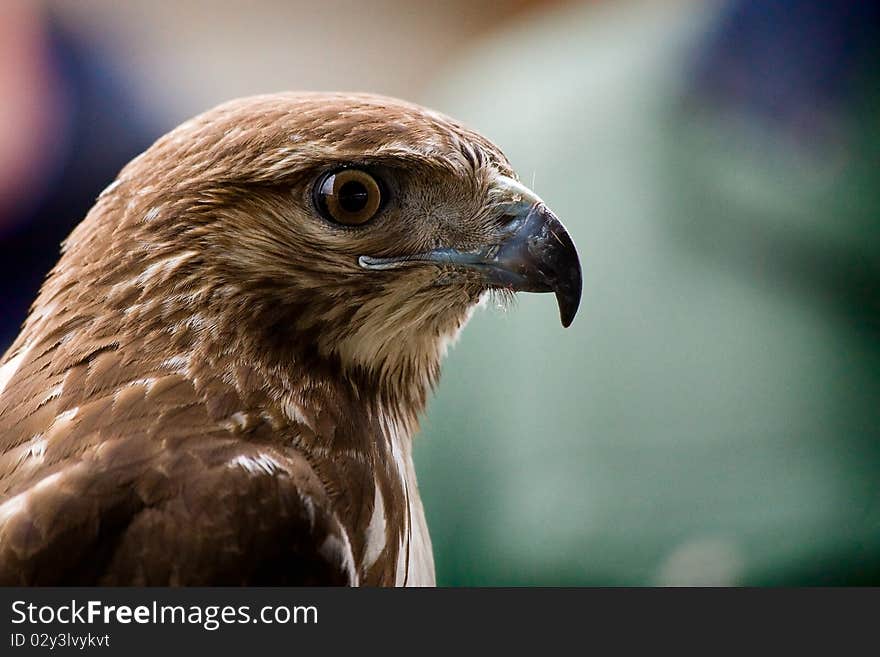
<box><xmin>0</xmin><ymin>93</ymin><xmax>581</xmax><ymax>585</ymax></box>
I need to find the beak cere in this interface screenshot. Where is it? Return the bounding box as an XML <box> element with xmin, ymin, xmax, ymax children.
<box><xmin>359</xmin><ymin>202</ymin><xmax>583</xmax><ymax>327</ymax></box>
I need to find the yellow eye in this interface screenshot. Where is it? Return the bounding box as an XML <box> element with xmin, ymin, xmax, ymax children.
<box><xmin>314</xmin><ymin>169</ymin><xmax>382</xmax><ymax>226</ymax></box>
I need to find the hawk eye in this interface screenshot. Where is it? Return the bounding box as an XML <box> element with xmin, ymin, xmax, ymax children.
<box><xmin>314</xmin><ymin>169</ymin><xmax>382</xmax><ymax>226</ymax></box>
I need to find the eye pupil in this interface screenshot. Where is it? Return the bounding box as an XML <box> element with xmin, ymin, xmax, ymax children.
<box><xmin>314</xmin><ymin>169</ymin><xmax>383</xmax><ymax>226</ymax></box>
<box><xmin>337</xmin><ymin>180</ymin><xmax>369</xmax><ymax>213</ymax></box>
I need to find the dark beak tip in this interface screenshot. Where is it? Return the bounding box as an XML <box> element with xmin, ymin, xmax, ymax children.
<box><xmin>559</xmin><ymin>303</ymin><xmax>577</xmax><ymax>328</ymax></box>
<box><xmin>555</xmin><ymin>268</ymin><xmax>582</xmax><ymax>328</ymax></box>
<box><xmin>549</xmin><ymin>227</ymin><xmax>582</xmax><ymax>328</ymax></box>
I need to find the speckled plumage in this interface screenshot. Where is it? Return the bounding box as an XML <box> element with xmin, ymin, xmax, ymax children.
<box><xmin>0</xmin><ymin>92</ymin><xmax>578</xmax><ymax>586</ymax></box>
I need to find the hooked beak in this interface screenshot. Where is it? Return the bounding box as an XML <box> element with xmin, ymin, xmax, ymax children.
<box><xmin>359</xmin><ymin>194</ymin><xmax>582</xmax><ymax>328</ymax></box>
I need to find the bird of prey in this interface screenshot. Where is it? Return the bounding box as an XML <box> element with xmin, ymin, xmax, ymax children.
<box><xmin>0</xmin><ymin>93</ymin><xmax>581</xmax><ymax>585</ymax></box>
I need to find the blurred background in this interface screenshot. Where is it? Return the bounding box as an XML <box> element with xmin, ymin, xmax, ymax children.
<box><xmin>2</xmin><ymin>0</ymin><xmax>878</xmax><ymax>585</ymax></box>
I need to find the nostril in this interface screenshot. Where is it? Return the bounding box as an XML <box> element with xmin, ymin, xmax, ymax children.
<box><xmin>496</xmin><ymin>211</ymin><xmax>526</xmax><ymax>235</ymax></box>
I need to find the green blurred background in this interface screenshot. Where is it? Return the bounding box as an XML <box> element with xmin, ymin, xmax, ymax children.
<box><xmin>417</xmin><ymin>1</ymin><xmax>880</xmax><ymax>586</ymax></box>
<box><xmin>2</xmin><ymin>0</ymin><xmax>879</xmax><ymax>585</ymax></box>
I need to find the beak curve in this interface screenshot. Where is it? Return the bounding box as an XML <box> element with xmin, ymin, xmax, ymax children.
<box><xmin>359</xmin><ymin>202</ymin><xmax>582</xmax><ymax>328</ymax></box>
<box><xmin>480</xmin><ymin>202</ymin><xmax>582</xmax><ymax>327</ymax></box>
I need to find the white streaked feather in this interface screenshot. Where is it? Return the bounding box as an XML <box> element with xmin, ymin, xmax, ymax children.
<box><xmin>378</xmin><ymin>408</ymin><xmax>435</xmax><ymax>586</ymax></box>
<box><xmin>319</xmin><ymin>529</ymin><xmax>359</xmax><ymax>586</ymax></box>
<box><xmin>227</xmin><ymin>453</ymin><xmax>282</xmax><ymax>476</ymax></box>
<box><xmin>362</xmin><ymin>482</ymin><xmax>387</xmax><ymax>570</ymax></box>
<box><xmin>0</xmin><ymin>343</ymin><xmax>31</xmax><ymax>395</ymax></box>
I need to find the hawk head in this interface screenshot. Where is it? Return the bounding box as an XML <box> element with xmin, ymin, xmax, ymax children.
<box><xmin>0</xmin><ymin>93</ymin><xmax>582</xmax><ymax>586</ymax></box>
<box><xmin>53</xmin><ymin>92</ymin><xmax>581</xmax><ymax>415</ymax></box>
